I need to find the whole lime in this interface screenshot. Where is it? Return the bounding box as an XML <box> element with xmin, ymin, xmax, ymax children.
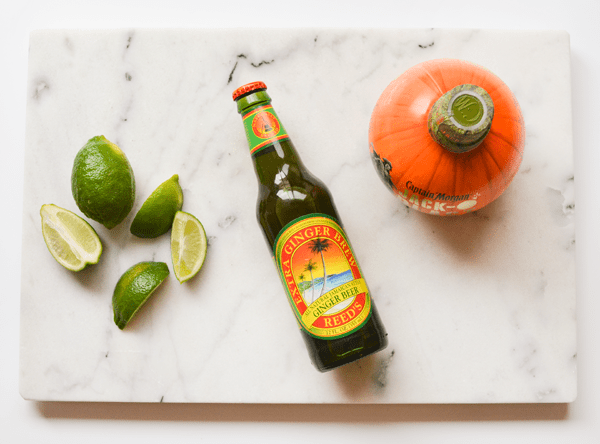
<box><xmin>71</xmin><ymin>135</ymin><xmax>136</xmax><ymax>229</ymax></box>
<box><xmin>130</xmin><ymin>174</ymin><xmax>183</xmax><ymax>238</ymax></box>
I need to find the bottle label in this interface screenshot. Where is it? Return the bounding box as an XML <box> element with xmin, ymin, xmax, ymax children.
<box><xmin>242</xmin><ymin>105</ymin><xmax>290</xmax><ymax>155</ymax></box>
<box><xmin>273</xmin><ymin>214</ymin><xmax>372</xmax><ymax>339</ymax></box>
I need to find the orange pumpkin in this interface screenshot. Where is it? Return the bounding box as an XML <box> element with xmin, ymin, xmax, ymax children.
<box><xmin>368</xmin><ymin>59</ymin><xmax>525</xmax><ymax>215</ymax></box>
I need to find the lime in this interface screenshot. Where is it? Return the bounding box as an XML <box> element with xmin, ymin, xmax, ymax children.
<box><xmin>71</xmin><ymin>135</ymin><xmax>136</xmax><ymax>229</ymax></box>
<box><xmin>130</xmin><ymin>174</ymin><xmax>183</xmax><ymax>238</ymax></box>
<box><xmin>112</xmin><ymin>261</ymin><xmax>170</xmax><ymax>329</ymax></box>
<box><xmin>40</xmin><ymin>204</ymin><xmax>103</xmax><ymax>271</ymax></box>
<box><xmin>171</xmin><ymin>211</ymin><xmax>207</xmax><ymax>283</ymax></box>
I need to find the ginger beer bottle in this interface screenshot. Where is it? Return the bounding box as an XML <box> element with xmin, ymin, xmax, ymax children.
<box><xmin>233</xmin><ymin>82</ymin><xmax>388</xmax><ymax>372</ymax></box>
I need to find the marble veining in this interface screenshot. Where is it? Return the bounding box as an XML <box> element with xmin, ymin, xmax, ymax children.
<box><xmin>20</xmin><ymin>28</ymin><xmax>575</xmax><ymax>403</ymax></box>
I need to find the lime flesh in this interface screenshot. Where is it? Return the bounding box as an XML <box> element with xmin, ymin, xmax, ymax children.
<box><xmin>171</xmin><ymin>211</ymin><xmax>207</xmax><ymax>283</ymax></box>
<box><xmin>40</xmin><ymin>204</ymin><xmax>103</xmax><ymax>271</ymax></box>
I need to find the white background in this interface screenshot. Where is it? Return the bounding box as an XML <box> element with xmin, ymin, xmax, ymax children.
<box><xmin>2</xmin><ymin>0</ymin><xmax>599</xmax><ymax>443</ymax></box>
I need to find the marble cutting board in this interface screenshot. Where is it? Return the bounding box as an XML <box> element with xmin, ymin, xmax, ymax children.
<box><xmin>19</xmin><ymin>28</ymin><xmax>576</xmax><ymax>403</ymax></box>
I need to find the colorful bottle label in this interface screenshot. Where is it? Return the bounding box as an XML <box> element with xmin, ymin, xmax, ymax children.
<box><xmin>273</xmin><ymin>214</ymin><xmax>372</xmax><ymax>339</ymax></box>
<box><xmin>242</xmin><ymin>104</ymin><xmax>290</xmax><ymax>155</ymax></box>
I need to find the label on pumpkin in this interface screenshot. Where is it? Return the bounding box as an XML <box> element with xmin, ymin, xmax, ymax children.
<box><xmin>370</xmin><ymin>146</ymin><xmax>482</xmax><ymax>216</ymax></box>
<box><xmin>274</xmin><ymin>214</ymin><xmax>372</xmax><ymax>339</ymax></box>
<box><xmin>399</xmin><ymin>180</ymin><xmax>480</xmax><ymax>215</ymax></box>
<box><xmin>242</xmin><ymin>104</ymin><xmax>290</xmax><ymax>155</ymax></box>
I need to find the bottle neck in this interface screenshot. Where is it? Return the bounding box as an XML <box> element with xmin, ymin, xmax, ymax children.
<box><xmin>235</xmin><ymin>89</ymin><xmax>271</xmax><ymax>115</ymax></box>
<box><xmin>236</xmin><ymin>90</ymin><xmax>303</xmax><ymax>183</ymax></box>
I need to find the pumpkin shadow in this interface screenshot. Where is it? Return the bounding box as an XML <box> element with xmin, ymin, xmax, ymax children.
<box><xmin>412</xmin><ymin>194</ymin><xmax>508</xmax><ymax>262</ymax></box>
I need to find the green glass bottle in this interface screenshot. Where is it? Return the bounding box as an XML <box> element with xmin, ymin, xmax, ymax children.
<box><xmin>233</xmin><ymin>81</ymin><xmax>388</xmax><ymax>372</ymax></box>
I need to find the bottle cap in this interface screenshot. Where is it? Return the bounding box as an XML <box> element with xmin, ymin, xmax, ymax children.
<box><xmin>232</xmin><ymin>81</ymin><xmax>267</xmax><ymax>101</ymax></box>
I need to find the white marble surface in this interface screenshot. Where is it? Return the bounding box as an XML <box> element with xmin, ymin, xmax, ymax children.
<box><xmin>19</xmin><ymin>28</ymin><xmax>575</xmax><ymax>403</ymax></box>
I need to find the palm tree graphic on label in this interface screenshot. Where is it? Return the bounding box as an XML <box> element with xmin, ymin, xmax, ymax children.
<box><xmin>303</xmin><ymin>259</ymin><xmax>318</xmax><ymax>303</ymax></box>
<box><xmin>308</xmin><ymin>238</ymin><xmax>332</xmax><ymax>298</ymax></box>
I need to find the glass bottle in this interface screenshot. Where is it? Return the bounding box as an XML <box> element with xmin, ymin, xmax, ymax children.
<box><xmin>233</xmin><ymin>81</ymin><xmax>388</xmax><ymax>372</ymax></box>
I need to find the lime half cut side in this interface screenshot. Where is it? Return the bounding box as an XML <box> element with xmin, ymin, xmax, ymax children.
<box><xmin>112</xmin><ymin>261</ymin><xmax>170</xmax><ymax>330</ymax></box>
<box><xmin>40</xmin><ymin>204</ymin><xmax>103</xmax><ymax>272</ymax></box>
<box><xmin>171</xmin><ymin>211</ymin><xmax>207</xmax><ymax>283</ymax></box>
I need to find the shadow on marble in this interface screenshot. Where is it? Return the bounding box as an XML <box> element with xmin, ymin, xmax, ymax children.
<box><xmin>413</xmin><ymin>192</ymin><xmax>508</xmax><ymax>261</ymax></box>
<box><xmin>36</xmin><ymin>401</ymin><xmax>568</xmax><ymax>422</ymax></box>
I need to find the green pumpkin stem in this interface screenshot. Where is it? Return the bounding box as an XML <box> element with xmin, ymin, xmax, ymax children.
<box><xmin>428</xmin><ymin>84</ymin><xmax>494</xmax><ymax>153</ymax></box>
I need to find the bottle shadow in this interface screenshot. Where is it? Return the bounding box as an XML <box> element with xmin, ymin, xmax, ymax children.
<box><xmin>330</xmin><ymin>348</ymin><xmax>396</xmax><ymax>401</ymax></box>
<box><xmin>332</xmin><ymin>354</ymin><xmax>378</xmax><ymax>399</ymax></box>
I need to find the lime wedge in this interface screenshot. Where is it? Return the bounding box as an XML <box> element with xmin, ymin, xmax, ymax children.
<box><xmin>112</xmin><ymin>261</ymin><xmax>170</xmax><ymax>329</ymax></box>
<box><xmin>40</xmin><ymin>204</ymin><xmax>103</xmax><ymax>271</ymax></box>
<box><xmin>171</xmin><ymin>211</ymin><xmax>207</xmax><ymax>283</ymax></box>
<box><xmin>130</xmin><ymin>174</ymin><xmax>183</xmax><ymax>238</ymax></box>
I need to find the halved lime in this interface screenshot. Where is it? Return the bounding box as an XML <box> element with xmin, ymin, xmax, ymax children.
<box><xmin>40</xmin><ymin>204</ymin><xmax>103</xmax><ymax>272</ymax></box>
<box><xmin>171</xmin><ymin>211</ymin><xmax>207</xmax><ymax>283</ymax></box>
<box><xmin>112</xmin><ymin>261</ymin><xmax>170</xmax><ymax>330</ymax></box>
<box><xmin>130</xmin><ymin>174</ymin><xmax>183</xmax><ymax>238</ymax></box>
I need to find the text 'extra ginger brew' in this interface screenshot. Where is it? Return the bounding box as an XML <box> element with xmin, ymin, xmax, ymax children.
<box><xmin>233</xmin><ymin>82</ymin><xmax>388</xmax><ymax>372</ymax></box>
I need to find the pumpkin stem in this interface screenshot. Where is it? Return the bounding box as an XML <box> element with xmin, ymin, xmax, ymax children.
<box><xmin>428</xmin><ymin>84</ymin><xmax>494</xmax><ymax>153</ymax></box>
